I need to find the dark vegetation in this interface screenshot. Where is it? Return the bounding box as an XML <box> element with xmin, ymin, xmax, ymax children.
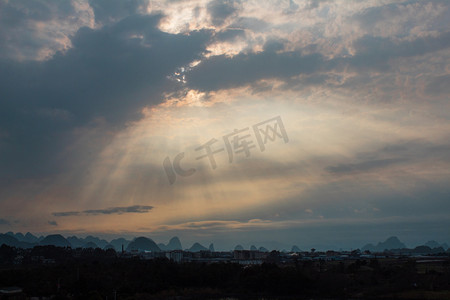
<box><xmin>0</xmin><ymin>244</ymin><xmax>449</xmax><ymax>299</ymax></box>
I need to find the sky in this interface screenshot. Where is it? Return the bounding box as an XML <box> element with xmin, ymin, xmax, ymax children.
<box><xmin>0</xmin><ymin>0</ymin><xmax>450</xmax><ymax>251</ymax></box>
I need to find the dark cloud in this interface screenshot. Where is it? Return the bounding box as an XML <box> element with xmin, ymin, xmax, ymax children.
<box><xmin>0</xmin><ymin>13</ymin><xmax>211</xmax><ymax>179</ymax></box>
<box><xmin>186</xmin><ymin>31</ymin><xmax>450</xmax><ymax>91</ymax></box>
<box><xmin>229</xmin><ymin>17</ymin><xmax>268</xmax><ymax>32</ymax></box>
<box><xmin>186</xmin><ymin>50</ymin><xmax>324</xmax><ymax>91</ymax></box>
<box><xmin>0</xmin><ymin>219</ymin><xmax>10</xmax><ymax>225</ymax></box>
<box><xmin>355</xmin><ymin>1</ymin><xmax>450</xmax><ymax>34</ymax></box>
<box><xmin>425</xmin><ymin>74</ymin><xmax>450</xmax><ymax>96</ymax></box>
<box><xmin>207</xmin><ymin>0</ymin><xmax>239</xmax><ymax>26</ymax></box>
<box><xmin>326</xmin><ymin>140</ymin><xmax>450</xmax><ymax>175</ymax></box>
<box><xmin>53</xmin><ymin>205</ymin><xmax>154</xmax><ymax>217</ymax></box>
<box><xmin>339</xmin><ymin>31</ymin><xmax>450</xmax><ymax>72</ymax></box>
<box><xmin>283</xmin><ymin>0</ymin><xmax>299</xmax><ymax>14</ymax></box>
<box><xmin>52</xmin><ymin>211</ymin><xmax>80</xmax><ymax>217</ymax></box>
<box><xmin>325</xmin><ymin>158</ymin><xmax>406</xmax><ymax>175</ymax></box>
<box><xmin>48</xmin><ymin>220</ymin><xmax>58</xmax><ymax>226</ymax></box>
<box><xmin>88</xmin><ymin>0</ymin><xmax>148</xmax><ymax>25</ymax></box>
<box><xmin>214</xmin><ymin>29</ymin><xmax>246</xmax><ymax>42</ymax></box>
<box><xmin>0</xmin><ymin>0</ymin><xmax>77</xmax><ymax>60</ymax></box>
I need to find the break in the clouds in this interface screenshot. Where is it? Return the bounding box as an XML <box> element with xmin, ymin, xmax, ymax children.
<box><xmin>0</xmin><ymin>0</ymin><xmax>449</xmax><ymax>249</ymax></box>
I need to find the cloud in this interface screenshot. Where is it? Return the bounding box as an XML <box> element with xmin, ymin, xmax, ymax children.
<box><xmin>0</xmin><ymin>218</ymin><xmax>10</xmax><ymax>225</ymax></box>
<box><xmin>0</xmin><ymin>0</ymin><xmax>93</xmax><ymax>61</ymax></box>
<box><xmin>0</xmin><ymin>13</ymin><xmax>211</xmax><ymax>178</ymax></box>
<box><xmin>228</xmin><ymin>17</ymin><xmax>268</xmax><ymax>32</ymax></box>
<box><xmin>186</xmin><ymin>30</ymin><xmax>450</xmax><ymax>92</ymax></box>
<box><xmin>325</xmin><ymin>158</ymin><xmax>406</xmax><ymax>175</ymax></box>
<box><xmin>342</xmin><ymin>31</ymin><xmax>450</xmax><ymax>71</ymax></box>
<box><xmin>186</xmin><ymin>49</ymin><xmax>324</xmax><ymax>91</ymax></box>
<box><xmin>52</xmin><ymin>211</ymin><xmax>81</xmax><ymax>217</ymax></box>
<box><xmin>354</xmin><ymin>1</ymin><xmax>450</xmax><ymax>37</ymax></box>
<box><xmin>53</xmin><ymin>205</ymin><xmax>154</xmax><ymax>217</ymax></box>
<box><xmin>425</xmin><ymin>74</ymin><xmax>450</xmax><ymax>96</ymax></box>
<box><xmin>207</xmin><ymin>0</ymin><xmax>239</xmax><ymax>26</ymax></box>
<box><xmin>88</xmin><ymin>0</ymin><xmax>149</xmax><ymax>25</ymax></box>
<box><xmin>214</xmin><ymin>28</ymin><xmax>246</xmax><ymax>42</ymax></box>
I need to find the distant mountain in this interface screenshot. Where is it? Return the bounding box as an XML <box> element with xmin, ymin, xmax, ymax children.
<box><xmin>259</xmin><ymin>246</ymin><xmax>268</xmax><ymax>252</ymax></box>
<box><xmin>2</xmin><ymin>232</ymin><xmax>37</xmax><ymax>244</ymax></box>
<box><xmin>425</xmin><ymin>240</ymin><xmax>449</xmax><ymax>250</ymax></box>
<box><xmin>82</xmin><ymin>242</ymin><xmax>98</xmax><ymax>249</ymax></box>
<box><xmin>126</xmin><ymin>237</ymin><xmax>160</xmax><ymax>252</ymax></box>
<box><xmin>110</xmin><ymin>238</ymin><xmax>130</xmax><ymax>252</ymax></box>
<box><xmin>425</xmin><ymin>240</ymin><xmax>440</xmax><ymax>248</ymax></box>
<box><xmin>0</xmin><ymin>234</ymin><xmax>22</xmax><ymax>247</ymax></box>
<box><xmin>0</xmin><ymin>234</ymin><xmax>35</xmax><ymax>249</ymax></box>
<box><xmin>15</xmin><ymin>232</ymin><xmax>25</xmax><ymax>241</ymax></box>
<box><xmin>103</xmin><ymin>244</ymin><xmax>115</xmax><ymax>250</ymax></box>
<box><xmin>362</xmin><ymin>236</ymin><xmax>406</xmax><ymax>252</ymax></box>
<box><xmin>5</xmin><ymin>232</ymin><xmax>26</xmax><ymax>242</ymax></box>
<box><xmin>413</xmin><ymin>245</ymin><xmax>445</xmax><ymax>254</ymax></box>
<box><xmin>167</xmin><ymin>237</ymin><xmax>182</xmax><ymax>250</ymax></box>
<box><xmin>234</xmin><ymin>245</ymin><xmax>244</xmax><ymax>251</ymax></box>
<box><xmin>250</xmin><ymin>245</ymin><xmax>257</xmax><ymax>251</ymax></box>
<box><xmin>24</xmin><ymin>232</ymin><xmax>38</xmax><ymax>243</ymax></box>
<box><xmin>40</xmin><ymin>234</ymin><xmax>71</xmax><ymax>247</ymax></box>
<box><xmin>189</xmin><ymin>242</ymin><xmax>208</xmax><ymax>252</ymax></box>
<box><xmin>83</xmin><ymin>236</ymin><xmax>108</xmax><ymax>249</ymax></box>
<box><xmin>67</xmin><ymin>236</ymin><xmax>84</xmax><ymax>248</ymax></box>
<box><xmin>291</xmin><ymin>245</ymin><xmax>302</xmax><ymax>252</ymax></box>
<box><xmin>208</xmin><ymin>243</ymin><xmax>215</xmax><ymax>252</ymax></box>
<box><xmin>158</xmin><ymin>243</ymin><xmax>168</xmax><ymax>251</ymax></box>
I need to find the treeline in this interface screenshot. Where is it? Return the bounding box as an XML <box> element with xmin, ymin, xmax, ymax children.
<box><xmin>0</xmin><ymin>245</ymin><xmax>449</xmax><ymax>299</ymax></box>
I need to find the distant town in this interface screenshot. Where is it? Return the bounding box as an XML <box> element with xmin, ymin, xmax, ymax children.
<box><xmin>1</xmin><ymin>232</ymin><xmax>450</xmax><ymax>299</ymax></box>
<box><xmin>1</xmin><ymin>232</ymin><xmax>449</xmax><ymax>264</ymax></box>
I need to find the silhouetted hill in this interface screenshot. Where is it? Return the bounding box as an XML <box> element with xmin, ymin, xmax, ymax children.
<box><xmin>424</xmin><ymin>240</ymin><xmax>449</xmax><ymax>250</ymax></box>
<box><xmin>84</xmin><ymin>236</ymin><xmax>108</xmax><ymax>248</ymax></box>
<box><xmin>40</xmin><ymin>234</ymin><xmax>71</xmax><ymax>247</ymax></box>
<box><xmin>259</xmin><ymin>246</ymin><xmax>268</xmax><ymax>252</ymax></box>
<box><xmin>189</xmin><ymin>242</ymin><xmax>207</xmax><ymax>252</ymax></box>
<box><xmin>234</xmin><ymin>245</ymin><xmax>244</xmax><ymax>250</ymax></box>
<box><xmin>208</xmin><ymin>243</ymin><xmax>215</xmax><ymax>252</ymax></box>
<box><xmin>291</xmin><ymin>245</ymin><xmax>302</xmax><ymax>252</ymax></box>
<box><xmin>110</xmin><ymin>238</ymin><xmax>130</xmax><ymax>251</ymax></box>
<box><xmin>362</xmin><ymin>236</ymin><xmax>406</xmax><ymax>252</ymax></box>
<box><xmin>126</xmin><ymin>237</ymin><xmax>160</xmax><ymax>252</ymax></box>
<box><xmin>167</xmin><ymin>237</ymin><xmax>182</xmax><ymax>250</ymax></box>
<box><xmin>250</xmin><ymin>245</ymin><xmax>257</xmax><ymax>251</ymax></box>
<box><xmin>67</xmin><ymin>236</ymin><xmax>84</xmax><ymax>248</ymax></box>
<box><xmin>24</xmin><ymin>232</ymin><xmax>38</xmax><ymax>243</ymax></box>
<box><xmin>158</xmin><ymin>243</ymin><xmax>167</xmax><ymax>251</ymax></box>
<box><xmin>2</xmin><ymin>232</ymin><xmax>38</xmax><ymax>246</ymax></box>
<box><xmin>16</xmin><ymin>232</ymin><xmax>25</xmax><ymax>241</ymax></box>
<box><xmin>0</xmin><ymin>234</ymin><xmax>21</xmax><ymax>247</ymax></box>
<box><xmin>82</xmin><ymin>241</ymin><xmax>99</xmax><ymax>249</ymax></box>
<box><xmin>103</xmin><ymin>244</ymin><xmax>115</xmax><ymax>250</ymax></box>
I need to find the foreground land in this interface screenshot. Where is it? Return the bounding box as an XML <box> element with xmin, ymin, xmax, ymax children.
<box><xmin>0</xmin><ymin>245</ymin><xmax>449</xmax><ymax>299</ymax></box>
